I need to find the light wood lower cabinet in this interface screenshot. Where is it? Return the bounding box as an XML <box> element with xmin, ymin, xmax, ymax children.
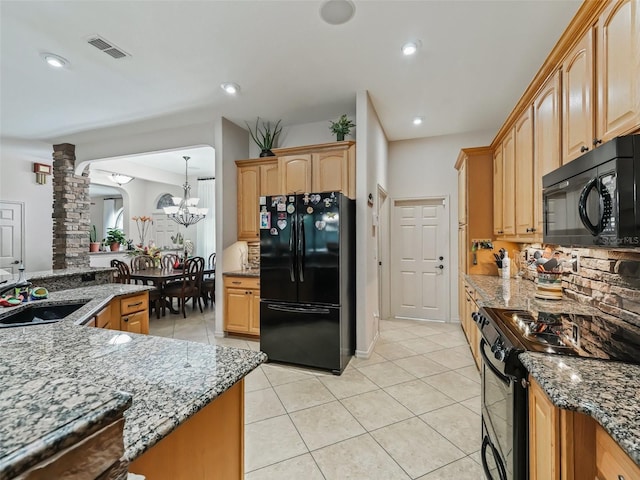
<box><xmin>129</xmin><ymin>379</ymin><xmax>244</xmax><ymax>480</ymax></box>
<box><xmin>90</xmin><ymin>292</ymin><xmax>149</xmax><ymax>334</ymax></box>
<box><xmin>528</xmin><ymin>376</ymin><xmax>640</xmax><ymax>480</ymax></box>
<box><xmin>460</xmin><ymin>279</ymin><xmax>481</xmax><ymax>369</ymax></box>
<box><xmin>224</xmin><ymin>276</ymin><xmax>260</xmax><ymax>336</ymax></box>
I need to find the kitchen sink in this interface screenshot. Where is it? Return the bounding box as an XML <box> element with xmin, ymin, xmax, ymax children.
<box><xmin>0</xmin><ymin>302</ymin><xmax>87</xmax><ymax>328</ymax></box>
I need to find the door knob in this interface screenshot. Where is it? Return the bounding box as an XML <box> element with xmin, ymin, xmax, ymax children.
<box><xmin>436</xmin><ymin>265</ymin><xmax>444</xmax><ymax>270</ymax></box>
<box><xmin>439</xmin><ymin>256</ymin><xmax>444</xmax><ymax>261</ymax></box>
<box><xmin>11</xmin><ymin>260</ymin><xmax>19</xmax><ymax>264</ymax></box>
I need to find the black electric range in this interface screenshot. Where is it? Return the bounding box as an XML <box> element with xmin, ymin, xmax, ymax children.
<box><xmin>480</xmin><ymin>307</ymin><xmax>640</xmax><ymax>364</ymax></box>
<box><xmin>473</xmin><ymin>306</ymin><xmax>640</xmax><ymax>480</ymax></box>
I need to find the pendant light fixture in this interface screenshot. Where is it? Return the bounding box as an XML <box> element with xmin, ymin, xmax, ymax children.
<box><xmin>163</xmin><ymin>156</ymin><xmax>208</xmax><ymax>228</ymax></box>
<box><xmin>109</xmin><ymin>173</ymin><xmax>134</xmax><ymax>186</ymax></box>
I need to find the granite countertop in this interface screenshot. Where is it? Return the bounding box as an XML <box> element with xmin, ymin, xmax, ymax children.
<box><xmin>465</xmin><ymin>274</ymin><xmax>639</xmax><ymax>466</ymax></box>
<box><xmin>223</xmin><ymin>269</ymin><xmax>260</xmax><ymax>278</ymax></box>
<box><xmin>0</xmin><ymin>283</ymin><xmax>267</xmax><ymax>476</ymax></box>
<box><xmin>22</xmin><ymin>267</ymin><xmax>115</xmax><ymax>282</ymax></box>
<box><xmin>521</xmin><ymin>352</ymin><xmax>640</xmax><ymax>465</ymax></box>
<box><xmin>466</xmin><ymin>274</ymin><xmax>600</xmax><ymax>315</ymax></box>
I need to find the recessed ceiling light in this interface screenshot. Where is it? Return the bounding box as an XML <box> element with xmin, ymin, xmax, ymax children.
<box><xmin>402</xmin><ymin>41</ymin><xmax>421</xmax><ymax>56</ymax></box>
<box><xmin>221</xmin><ymin>82</ymin><xmax>240</xmax><ymax>95</ymax></box>
<box><xmin>320</xmin><ymin>0</ymin><xmax>356</xmax><ymax>25</ymax></box>
<box><xmin>41</xmin><ymin>53</ymin><xmax>69</xmax><ymax>68</ymax></box>
<box><xmin>413</xmin><ymin>117</ymin><xmax>424</xmax><ymax>125</ymax></box>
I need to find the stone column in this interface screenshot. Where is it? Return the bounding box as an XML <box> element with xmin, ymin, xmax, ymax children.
<box><xmin>52</xmin><ymin>143</ymin><xmax>90</xmax><ymax>269</ymax></box>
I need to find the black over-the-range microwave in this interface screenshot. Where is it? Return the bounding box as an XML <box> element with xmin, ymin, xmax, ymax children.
<box><xmin>543</xmin><ymin>134</ymin><xmax>640</xmax><ymax>247</ymax></box>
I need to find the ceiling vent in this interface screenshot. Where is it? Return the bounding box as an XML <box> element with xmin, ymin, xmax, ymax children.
<box><xmin>86</xmin><ymin>35</ymin><xmax>130</xmax><ymax>59</ymax></box>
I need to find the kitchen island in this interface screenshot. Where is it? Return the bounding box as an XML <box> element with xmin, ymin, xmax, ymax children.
<box><xmin>465</xmin><ymin>274</ymin><xmax>640</xmax><ymax>471</ymax></box>
<box><xmin>0</xmin><ymin>284</ymin><xmax>266</xmax><ymax>479</ymax></box>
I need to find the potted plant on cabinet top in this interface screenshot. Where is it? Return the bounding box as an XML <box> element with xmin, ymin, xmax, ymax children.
<box><xmin>106</xmin><ymin>228</ymin><xmax>126</xmax><ymax>252</ymax></box>
<box><xmin>89</xmin><ymin>225</ymin><xmax>100</xmax><ymax>252</ymax></box>
<box><xmin>329</xmin><ymin>114</ymin><xmax>356</xmax><ymax>141</ymax></box>
<box><xmin>246</xmin><ymin>117</ymin><xmax>283</xmax><ymax>157</ymax></box>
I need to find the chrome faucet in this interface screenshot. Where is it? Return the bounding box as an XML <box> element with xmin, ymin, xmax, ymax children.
<box><xmin>0</xmin><ymin>280</ymin><xmax>18</xmax><ymax>297</ymax></box>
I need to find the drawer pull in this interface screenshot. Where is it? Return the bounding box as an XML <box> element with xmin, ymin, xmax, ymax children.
<box><xmin>127</xmin><ymin>301</ymin><xmax>143</xmax><ymax>307</ymax></box>
<box><xmin>232</xmin><ymin>281</ymin><xmax>241</xmax><ymax>284</ymax></box>
<box><xmin>123</xmin><ymin>317</ymin><xmax>129</xmax><ymax>322</ymax></box>
<box><xmin>618</xmin><ymin>476</ymin><xmax>624</xmax><ymax>480</ymax></box>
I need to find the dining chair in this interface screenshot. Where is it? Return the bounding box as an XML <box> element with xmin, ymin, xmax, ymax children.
<box><xmin>164</xmin><ymin>256</ymin><xmax>205</xmax><ymax>318</ymax></box>
<box><xmin>129</xmin><ymin>256</ymin><xmax>163</xmax><ymax>319</ymax></box>
<box><xmin>111</xmin><ymin>259</ymin><xmax>131</xmax><ymax>284</ymax></box>
<box><xmin>161</xmin><ymin>254</ymin><xmax>179</xmax><ymax>271</ymax></box>
<box><xmin>131</xmin><ymin>255</ymin><xmax>155</xmax><ymax>273</ymax></box>
<box><xmin>201</xmin><ymin>253</ymin><xmax>216</xmax><ymax>306</ymax></box>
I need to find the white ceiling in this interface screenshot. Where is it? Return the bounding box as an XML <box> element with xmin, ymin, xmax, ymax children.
<box><xmin>1</xmin><ymin>1</ymin><xmax>581</xmax><ymax>158</ymax></box>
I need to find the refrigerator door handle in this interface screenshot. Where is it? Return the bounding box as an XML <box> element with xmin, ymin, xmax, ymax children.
<box><xmin>298</xmin><ymin>213</ymin><xmax>305</xmax><ymax>282</ymax></box>
<box><xmin>267</xmin><ymin>304</ymin><xmax>330</xmax><ymax>315</ymax></box>
<box><xmin>289</xmin><ymin>214</ymin><xmax>296</xmax><ymax>282</ymax></box>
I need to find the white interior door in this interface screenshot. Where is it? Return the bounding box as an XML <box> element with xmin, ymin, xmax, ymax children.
<box><xmin>0</xmin><ymin>201</ymin><xmax>24</xmax><ymax>278</ymax></box>
<box><xmin>152</xmin><ymin>213</ymin><xmax>179</xmax><ymax>249</ymax></box>
<box><xmin>391</xmin><ymin>197</ymin><xmax>450</xmax><ymax>322</ymax></box>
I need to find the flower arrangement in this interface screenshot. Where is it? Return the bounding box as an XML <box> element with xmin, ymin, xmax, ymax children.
<box><xmin>132</xmin><ymin>216</ymin><xmax>153</xmax><ymax>246</ymax></box>
<box><xmin>127</xmin><ymin>243</ymin><xmax>162</xmax><ymax>264</ymax></box>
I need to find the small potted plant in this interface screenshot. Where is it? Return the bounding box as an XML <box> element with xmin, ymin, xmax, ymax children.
<box><xmin>106</xmin><ymin>228</ymin><xmax>126</xmax><ymax>252</ymax></box>
<box><xmin>89</xmin><ymin>225</ymin><xmax>101</xmax><ymax>252</ymax></box>
<box><xmin>246</xmin><ymin>117</ymin><xmax>283</xmax><ymax>157</ymax></box>
<box><xmin>329</xmin><ymin>114</ymin><xmax>356</xmax><ymax>141</ymax></box>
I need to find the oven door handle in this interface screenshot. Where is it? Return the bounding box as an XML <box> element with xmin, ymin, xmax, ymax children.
<box><xmin>481</xmin><ymin>436</ymin><xmax>508</xmax><ymax>480</ymax></box>
<box><xmin>480</xmin><ymin>339</ymin><xmax>511</xmax><ymax>386</ymax></box>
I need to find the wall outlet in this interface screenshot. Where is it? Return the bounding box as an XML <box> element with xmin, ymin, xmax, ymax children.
<box><xmin>571</xmin><ymin>251</ymin><xmax>580</xmax><ymax>273</ymax></box>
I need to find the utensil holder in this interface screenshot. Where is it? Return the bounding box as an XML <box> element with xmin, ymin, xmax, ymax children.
<box><xmin>535</xmin><ymin>272</ymin><xmax>563</xmax><ymax>300</ymax></box>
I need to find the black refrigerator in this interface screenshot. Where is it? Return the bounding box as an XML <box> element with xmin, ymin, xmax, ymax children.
<box><xmin>259</xmin><ymin>191</ymin><xmax>355</xmax><ymax>374</ymax></box>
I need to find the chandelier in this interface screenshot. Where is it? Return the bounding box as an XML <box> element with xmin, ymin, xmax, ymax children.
<box><xmin>163</xmin><ymin>156</ymin><xmax>208</xmax><ymax>228</ymax></box>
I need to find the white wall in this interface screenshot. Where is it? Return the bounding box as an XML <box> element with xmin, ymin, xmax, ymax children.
<box><xmin>354</xmin><ymin>92</ymin><xmax>389</xmax><ymax>357</ymax></box>
<box><xmin>0</xmin><ymin>137</ymin><xmax>54</xmax><ymax>272</ymax></box>
<box><xmin>388</xmin><ymin>129</ymin><xmax>494</xmax><ymax>322</ymax></box>
<box><xmin>214</xmin><ymin>117</ymin><xmax>249</xmax><ymax>335</ymax></box>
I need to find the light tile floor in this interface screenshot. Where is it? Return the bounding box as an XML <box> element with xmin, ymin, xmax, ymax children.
<box><xmin>150</xmin><ymin>307</ymin><xmax>485</xmax><ymax>479</ymax></box>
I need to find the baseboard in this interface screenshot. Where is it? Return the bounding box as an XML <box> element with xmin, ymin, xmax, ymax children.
<box><xmin>355</xmin><ymin>330</ymin><xmax>379</xmax><ymax>359</ymax></box>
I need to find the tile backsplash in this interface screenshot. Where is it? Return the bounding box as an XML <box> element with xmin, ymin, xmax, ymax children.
<box><xmin>521</xmin><ymin>246</ymin><xmax>640</xmax><ymax>328</ymax></box>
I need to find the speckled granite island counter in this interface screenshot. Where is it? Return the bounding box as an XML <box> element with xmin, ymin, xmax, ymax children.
<box><xmin>465</xmin><ymin>274</ymin><xmax>640</xmax><ymax>469</ymax></box>
<box><xmin>0</xmin><ymin>283</ymin><xmax>267</xmax><ymax>478</ymax></box>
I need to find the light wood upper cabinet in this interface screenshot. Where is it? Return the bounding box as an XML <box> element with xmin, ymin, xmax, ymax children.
<box><xmin>259</xmin><ymin>160</ymin><xmax>279</xmax><ymax>196</ymax></box>
<box><xmin>237</xmin><ymin>165</ymin><xmax>260</xmax><ymax>241</ymax></box>
<box><xmin>562</xmin><ymin>29</ymin><xmax>594</xmax><ymax>163</ymax></box>
<box><xmin>312</xmin><ymin>150</ymin><xmax>350</xmax><ymax>195</ymax></box>
<box><xmin>458</xmin><ymin>161</ymin><xmax>467</xmax><ymax>225</ymax></box>
<box><xmin>493</xmin><ymin>146</ymin><xmax>504</xmax><ymax>236</ymax></box>
<box><xmin>515</xmin><ymin>106</ymin><xmax>535</xmax><ymax>236</ymax></box>
<box><xmin>279</xmin><ymin>154</ymin><xmax>312</xmax><ymax>194</ymax></box>
<box><xmin>596</xmin><ymin>0</ymin><xmax>640</xmax><ymax>142</ymax></box>
<box><xmin>534</xmin><ymin>70</ymin><xmax>562</xmax><ymax>238</ymax></box>
<box><xmin>502</xmin><ymin>130</ymin><xmax>516</xmax><ymax>236</ymax></box>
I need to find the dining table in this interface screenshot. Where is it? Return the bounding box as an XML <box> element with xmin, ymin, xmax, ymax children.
<box><xmin>129</xmin><ymin>266</ymin><xmax>215</xmax><ymax>315</ymax></box>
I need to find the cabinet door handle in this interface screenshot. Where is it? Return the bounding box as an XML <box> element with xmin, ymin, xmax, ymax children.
<box><xmin>127</xmin><ymin>301</ymin><xmax>143</xmax><ymax>308</ymax></box>
<box><xmin>593</xmin><ymin>138</ymin><xmax>603</xmax><ymax>146</ymax></box>
<box><xmin>123</xmin><ymin>317</ymin><xmax>129</xmax><ymax>322</ymax></box>
<box><xmin>526</xmin><ymin>227</ymin><xmax>536</xmax><ymax>233</ymax></box>
<box><xmin>580</xmin><ymin>145</ymin><xmax>589</xmax><ymax>153</ymax></box>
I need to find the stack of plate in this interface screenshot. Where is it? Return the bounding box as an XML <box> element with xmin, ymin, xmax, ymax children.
<box><xmin>535</xmin><ymin>272</ymin><xmax>563</xmax><ymax>300</ymax></box>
